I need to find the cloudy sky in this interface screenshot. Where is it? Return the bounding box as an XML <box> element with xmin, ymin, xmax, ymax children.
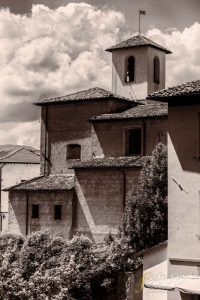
<box><xmin>0</xmin><ymin>0</ymin><xmax>199</xmax><ymax>147</ymax></box>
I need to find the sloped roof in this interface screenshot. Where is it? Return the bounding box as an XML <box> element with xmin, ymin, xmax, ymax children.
<box><xmin>5</xmin><ymin>174</ymin><xmax>74</xmax><ymax>191</ymax></box>
<box><xmin>106</xmin><ymin>35</ymin><xmax>172</xmax><ymax>54</ymax></box>
<box><xmin>0</xmin><ymin>146</ymin><xmax>40</xmax><ymax>164</ymax></box>
<box><xmin>90</xmin><ymin>103</ymin><xmax>168</xmax><ymax>122</ymax></box>
<box><xmin>35</xmin><ymin>87</ymin><xmax>135</xmax><ymax>106</ymax></box>
<box><xmin>148</xmin><ymin>80</ymin><xmax>200</xmax><ymax>101</ymax></box>
<box><xmin>71</xmin><ymin>156</ymin><xmax>150</xmax><ymax>169</ymax></box>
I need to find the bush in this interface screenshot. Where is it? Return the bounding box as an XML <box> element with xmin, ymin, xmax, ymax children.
<box><xmin>0</xmin><ymin>232</ymin><xmax>139</xmax><ymax>300</ymax></box>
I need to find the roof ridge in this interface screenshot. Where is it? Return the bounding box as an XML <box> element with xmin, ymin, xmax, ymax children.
<box><xmin>26</xmin><ymin>148</ymin><xmax>40</xmax><ymax>157</ymax></box>
<box><xmin>4</xmin><ymin>173</ymin><xmax>75</xmax><ymax>192</ymax></box>
<box><xmin>36</xmin><ymin>87</ymin><xmax>111</xmax><ymax>103</ymax></box>
<box><xmin>4</xmin><ymin>175</ymin><xmax>44</xmax><ymax>191</ymax></box>
<box><xmin>34</xmin><ymin>86</ymin><xmax>134</xmax><ymax>105</ymax></box>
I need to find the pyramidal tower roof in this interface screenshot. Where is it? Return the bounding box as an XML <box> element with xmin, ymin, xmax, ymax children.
<box><xmin>106</xmin><ymin>34</ymin><xmax>172</xmax><ymax>54</ymax></box>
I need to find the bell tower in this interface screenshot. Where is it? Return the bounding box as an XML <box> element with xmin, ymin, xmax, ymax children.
<box><xmin>106</xmin><ymin>35</ymin><xmax>172</xmax><ymax>101</ymax></box>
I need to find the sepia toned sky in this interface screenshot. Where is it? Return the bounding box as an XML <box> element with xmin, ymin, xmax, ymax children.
<box><xmin>1</xmin><ymin>0</ymin><xmax>200</xmax><ymax>31</ymax></box>
<box><xmin>0</xmin><ymin>0</ymin><xmax>199</xmax><ymax>147</ymax></box>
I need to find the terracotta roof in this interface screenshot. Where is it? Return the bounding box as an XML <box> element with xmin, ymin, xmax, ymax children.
<box><xmin>148</xmin><ymin>80</ymin><xmax>200</xmax><ymax>101</ymax></box>
<box><xmin>0</xmin><ymin>146</ymin><xmax>40</xmax><ymax>164</ymax></box>
<box><xmin>71</xmin><ymin>156</ymin><xmax>150</xmax><ymax>169</ymax></box>
<box><xmin>5</xmin><ymin>174</ymin><xmax>74</xmax><ymax>191</ymax></box>
<box><xmin>106</xmin><ymin>35</ymin><xmax>172</xmax><ymax>54</ymax></box>
<box><xmin>90</xmin><ymin>103</ymin><xmax>168</xmax><ymax>122</ymax></box>
<box><xmin>35</xmin><ymin>87</ymin><xmax>135</xmax><ymax>105</ymax></box>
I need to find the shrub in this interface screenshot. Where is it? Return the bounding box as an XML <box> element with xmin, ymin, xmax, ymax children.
<box><xmin>0</xmin><ymin>232</ymin><xmax>139</xmax><ymax>300</ymax></box>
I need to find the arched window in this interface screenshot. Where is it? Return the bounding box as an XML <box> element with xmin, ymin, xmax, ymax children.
<box><xmin>126</xmin><ymin>56</ymin><xmax>135</xmax><ymax>83</ymax></box>
<box><xmin>67</xmin><ymin>144</ymin><xmax>81</xmax><ymax>159</ymax></box>
<box><xmin>154</xmin><ymin>56</ymin><xmax>160</xmax><ymax>84</ymax></box>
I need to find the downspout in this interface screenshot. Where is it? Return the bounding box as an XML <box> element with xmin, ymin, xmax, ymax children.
<box><xmin>119</xmin><ymin>169</ymin><xmax>126</xmax><ymax>209</ymax></box>
<box><xmin>143</xmin><ymin>120</ymin><xmax>146</xmax><ymax>155</ymax></box>
<box><xmin>25</xmin><ymin>194</ymin><xmax>29</xmax><ymax>236</ymax></box>
<box><xmin>43</xmin><ymin>105</ymin><xmax>49</xmax><ymax>175</ymax></box>
<box><xmin>44</xmin><ymin>106</ymin><xmax>47</xmax><ymax>175</ymax></box>
<box><xmin>0</xmin><ymin>163</ymin><xmax>5</xmax><ymax>232</ymax></box>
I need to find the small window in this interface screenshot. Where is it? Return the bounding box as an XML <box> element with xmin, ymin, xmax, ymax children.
<box><xmin>32</xmin><ymin>205</ymin><xmax>39</xmax><ymax>219</ymax></box>
<box><xmin>54</xmin><ymin>205</ymin><xmax>62</xmax><ymax>220</ymax></box>
<box><xmin>126</xmin><ymin>56</ymin><xmax>135</xmax><ymax>82</ymax></box>
<box><xmin>125</xmin><ymin>128</ymin><xmax>142</xmax><ymax>156</ymax></box>
<box><xmin>154</xmin><ymin>56</ymin><xmax>160</xmax><ymax>84</ymax></box>
<box><xmin>67</xmin><ymin>144</ymin><xmax>81</xmax><ymax>159</ymax></box>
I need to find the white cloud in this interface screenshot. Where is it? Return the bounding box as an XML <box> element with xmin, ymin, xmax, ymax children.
<box><xmin>0</xmin><ymin>3</ymin><xmax>199</xmax><ymax>147</ymax></box>
<box><xmin>147</xmin><ymin>22</ymin><xmax>200</xmax><ymax>86</ymax></box>
<box><xmin>0</xmin><ymin>3</ymin><xmax>125</xmax><ymax>147</ymax></box>
<box><xmin>0</xmin><ymin>121</ymin><xmax>40</xmax><ymax>147</ymax></box>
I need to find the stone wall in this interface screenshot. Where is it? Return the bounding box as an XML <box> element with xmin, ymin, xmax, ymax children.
<box><xmin>9</xmin><ymin>190</ymin><xmax>73</xmax><ymax>239</ymax></box>
<box><xmin>73</xmin><ymin>168</ymin><xmax>141</xmax><ymax>242</ymax></box>
<box><xmin>9</xmin><ymin>191</ymin><xmax>27</xmax><ymax>235</ymax></box>
<box><xmin>92</xmin><ymin>118</ymin><xmax>167</xmax><ymax>158</ymax></box>
<box><xmin>8</xmin><ymin>167</ymin><xmax>142</xmax><ymax>242</ymax></box>
<box><xmin>40</xmin><ymin>100</ymin><xmax>131</xmax><ymax>175</ymax></box>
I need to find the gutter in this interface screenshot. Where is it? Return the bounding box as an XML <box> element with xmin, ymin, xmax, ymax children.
<box><xmin>0</xmin><ymin>163</ymin><xmax>5</xmax><ymax>231</ymax></box>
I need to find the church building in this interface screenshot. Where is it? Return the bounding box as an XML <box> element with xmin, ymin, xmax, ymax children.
<box><xmin>6</xmin><ymin>34</ymin><xmax>171</xmax><ymax>242</ymax></box>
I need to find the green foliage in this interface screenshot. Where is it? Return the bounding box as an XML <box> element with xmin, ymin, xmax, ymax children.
<box><xmin>0</xmin><ymin>232</ymin><xmax>139</xmax><ymax>300</ymax></box>
<box><xmin>122</xmin><ymin>142</ymin><xmax>168</xmax><ymax>252</ymax></box>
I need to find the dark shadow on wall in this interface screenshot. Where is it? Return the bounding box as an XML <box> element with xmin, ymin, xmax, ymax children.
<box><xmin>168</xmin><ymin>105</ymin><xmax>200</xmax><ymax>174</ymax></box>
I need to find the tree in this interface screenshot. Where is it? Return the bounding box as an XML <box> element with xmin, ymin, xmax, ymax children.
<box><xmin>122</xmin><ymin>142</ymin><xmax>167</xmax><ymax>252</ymax></box>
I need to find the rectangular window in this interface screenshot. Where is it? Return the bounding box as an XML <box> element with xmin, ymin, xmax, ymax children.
<box><xmin>67</xmin><ymin>144</ymin><xmax>81</xmax><ymax>159</ymax></box>
<box><xmin>32</xmin><ymin>205</ymin><xmax>39</xmax><ymax>219</ymax></box>
<box><xmin>127</xmin><ymin>128</ymin><xmax>142</xmax><ymax>156</ymax></box>
<box><xmin>54</xmin><ymin>205</ymin><xmax>62</xmax><ymax>220</ymax></box>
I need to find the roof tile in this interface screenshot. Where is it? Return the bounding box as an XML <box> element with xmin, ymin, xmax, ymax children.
<box><xmin>71</xmin><ymin>156</ymin><xmax>150</xmax><ymax>169</ymax></box>
<box><xmin>106</xmin><ymin>35</ymin><xmax>172</xmax><ymax>54</ymax></box>
<box><xmin>5</xmin><ymin>174</ymin><xmax>74</xmax><ymax>191</ymax></box>
<box><xmin>148</xmin><ymin>80</ymin><xmax>200</xmax><ymax>100</ymax></box>
<box><xmin>90</xmin><ymin>103</ymin><xmax>168</xmax><ymax>121</ymax></box>
<box><xmin>35</xmin><ymin>87</ymin><xmax>135</xmax><ymax>105</ymax></box>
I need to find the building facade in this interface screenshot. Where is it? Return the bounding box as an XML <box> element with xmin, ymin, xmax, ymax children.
<box><xmin>0</xmin><ymin>146</ymin><xmax>40</xmax><ymax>232</ymax></box>
<box><xmin>7</xmin><ymin>34</ymin><xmax>170</xmax><ymax>242</ymax></box>
<box><xmin>143</xmin><ymin>80</ymin><xmax>200</xmax><ymax>300</ymax></box>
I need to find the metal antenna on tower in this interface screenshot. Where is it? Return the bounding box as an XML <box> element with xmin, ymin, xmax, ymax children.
<box><xmin>139</xmin><ymin>9</ymin><xmax>146</xmax><ymax>35</ymax></box>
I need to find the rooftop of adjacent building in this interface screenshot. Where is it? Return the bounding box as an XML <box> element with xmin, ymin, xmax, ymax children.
<box><xmin>5</xmin><ymin>156</ymin><xmax>150</xmax><ymax>191</ymax></box>
<box><xmin>70</xmin><ymin>156</ymin><xmax>150</xmax><ymax>169</ymax></box>
<box><xmin>35</xmin><ymin>87</ymin><xmax>140</xmax><ymax>106</ymax></box>
<box><xmin>105</xmin><ymin>34</ymin><xmax>172</xmax><ymax>54</ymax></box>
<box><xmin>148</xmin><ymin>80</ymin><xmax>200</xmax><ymax>103</ymax></box>
<box><xmin>4</xmin><ymin>174</ymin><xmax>74</xmax><ymax>191</ymax></box>
<box><xmin>0</xmin><ymin>145</ymin><xmax>40</xmax><ymax>164</ymax></box>
<box><xmin>90</xmin><ymin>103</ymin><xmax>168</xmax><ymax>122</ymax></box>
